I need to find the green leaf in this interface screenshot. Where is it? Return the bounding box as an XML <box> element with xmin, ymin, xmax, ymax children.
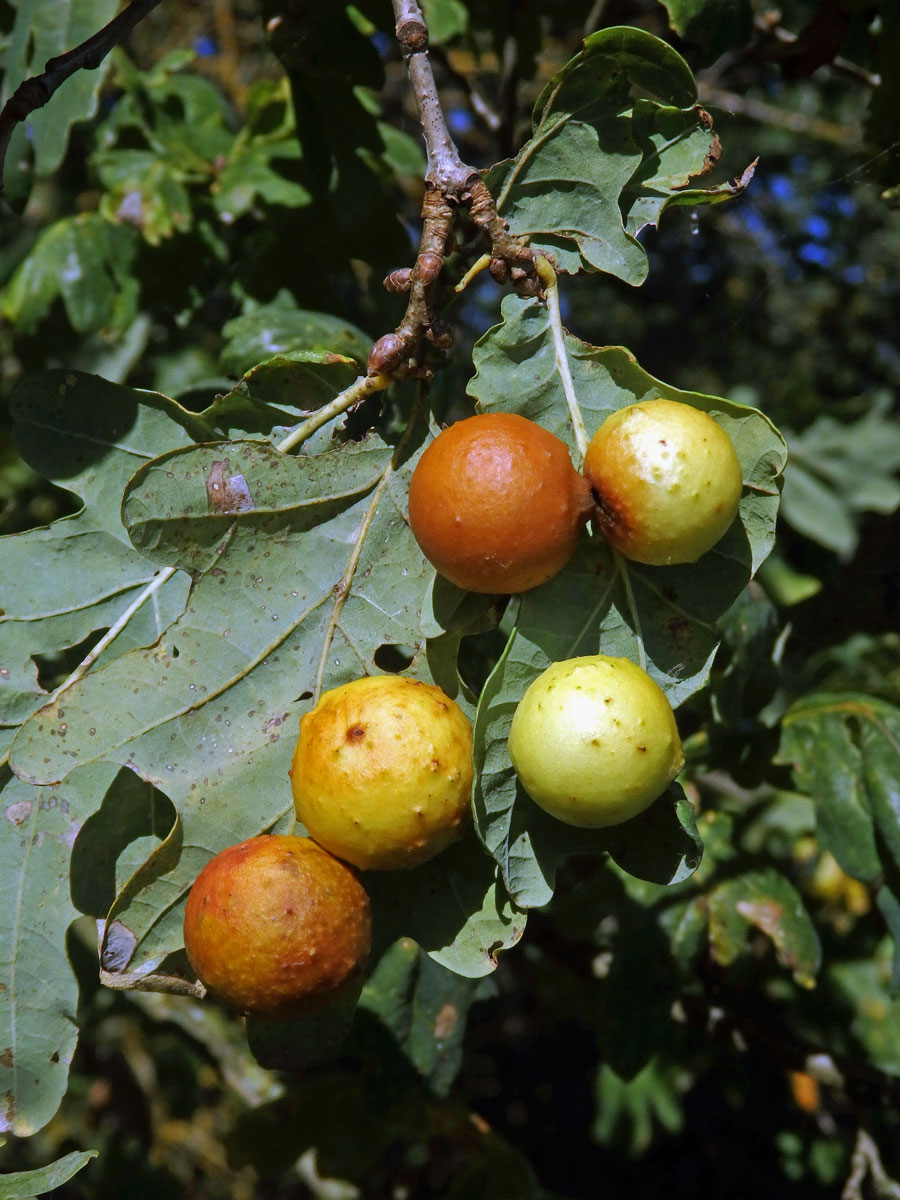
<box><xmin>212</xmin><ymin>140</ymin><xmax>310</xmax><ymax>220</ymax></box>
<box><xmin>656</xmin><ymin>0</ymin><xmax>753</xmax><ymax>62</ymax></box>
<box><xmin>99</xmin><ymin>52</ymin><xmax>233</xmax><ymax>167</ymax></box>
<box><xmin>708</xmin><ymin>868</ymin><xmax>821</xmax><ymax>987</ymax></box>
<box><xmin>0</xmin><ymin>762</ymin><xmax>119</xmax><ymax>1136</ymax></box>
<box><xmin>827</xmin><ymin>944</ymin><xmax>900</xmax><ymax>1075</ymax></box>
<box><xmin>0</xmin><ymin>215</ymin><xmax>140</xmax><ymax>335</ymax></box>
<box><xmin>778</xmin><ymin>694</ymin><xmax>899</xmax><ymax>884</ymax></box>
<box><xmin>220</xmin><ymin>291</ymin><xmax>372</xmax><ymax>376</ymax></box>
<box><xmin>593</xmin><ymin>1058</ymin><xmax>687</xmax><ymax>1155</ymax></box>
<box><xmin>467</xmin><ymin>295</ymin><xmax>784</xmax><ymax>906</ymax></box>
<box><xmin>0</xmin><ymin>372</ymin><xmax>201</xmax><ymax>732</ymax></box>
<box><xmin>782</xmin><ymin>396</ymin><xmax>900</xmax><ymax>558</ymax></box>
<box><xmin>779</xmin><ymin>693</ymin><xmax>900</xmax><ymax>978</ymax></box>
<box><xmin>421</xmin><ymin>0</ymin><xmax>468</xmax><ymax>44</ymax></box>
<box><xmin>359</xmin><ymin>937</ymin><xmax>487</xmax><ymax>1095</ymax></box>
<box><xmin>94</xmin><ymin>151</ymin><xmax>195</xmax><ymax>246</ymax></box>
<box><xmin>8</xmin><ymin>412</ymin><xmax>515</xmax><ymax>981</ymax></box>
<box><xmin>1</xmin><ymin>0</ymin><xmax>119</xmax><ymax>179</ymax></box>
<box><xmin>216</xmin><ymin>351</ymin><xmax>359</xmax><ymax>419</ymax></box>
<box><xmin>0</xmin><ymin>1149</ymin><xmax>98</xmax><ymax>1199</ymax></box>
<box><xmin>366</xmin><ymin>836</ymin><xmax>526</xmax><ymax>979</ymax></box>
<box><xmin>485</xmin><ymin>27</ymin><xmax>746</xmax><ymax>283</ymax></box>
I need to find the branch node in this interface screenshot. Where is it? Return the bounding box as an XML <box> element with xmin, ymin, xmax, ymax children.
<box><xmin>396</xmin><ymin>19</ymin><xmax>428</xmax><ymax>54</ymax></box>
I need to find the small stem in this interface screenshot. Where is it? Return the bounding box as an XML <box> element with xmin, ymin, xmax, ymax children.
<box><xmin>51</xmin><ymin>566</ymin><xmax>176</xmax><ymax>701</ymax></box>
<box><xmin>614</xmin><ymin>550</ymin><xmax>646</xmax><ymax>671</ymax></box>
<box><xmin>455</xmin><ymin>253</ymin><xmax>491</xmax><ymax>293</ymax></box>
<box><xmin>535</xmin><ymin>255</ymin><xmax>589</xmax><ymax>459</ymax></box>
<box><xmin>0</xmin><ymin>0</ymin><xmax>165</xmax><ymax>193</ymax></box>
<box><xmin>276</xmin><ymin>373</ymin><xmax>391</xmax><ymax>454</ymax></box>
<box><xmin>311</xmin><ymin>414</ymin><xmax>420</xmax><ymax>701</ymax></box>
<box><xmin>312</xmin><ymin>468</ymin><xmax>394</xmax><ymax>703</ymax></box>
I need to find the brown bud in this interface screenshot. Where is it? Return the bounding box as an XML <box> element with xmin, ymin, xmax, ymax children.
<box><xmin>489</xmin><ymin>257</ymin><xmax>509</xmax><ymax>284</ymax></box>
<box><xmin>426</xmin><ymin>324</ymin><xmax>453</xmax><ymax>350</ymax></box>
<box><xmin>367</xmin><ymin>333</ymin><xmax>405</xmax><ymax>377</ymax></box>
<box><xmin>516</xmin><ymin>276</ymin><xmax>542</xmax><ymax>298</ymax></box>
<box><xmin>383</xmin><ymin>267</ymin><xmax>412</xmax><ymax>294</ymax></box>
<box><xmin>416</xmin><ymin>252</ymin><xmax>443</xmax><ymax>286</ymax></box>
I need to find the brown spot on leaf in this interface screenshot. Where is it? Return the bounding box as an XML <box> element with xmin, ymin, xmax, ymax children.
<box><xmin>5</xmin><ymin>801</ymin><xmax>32</xmax><ymax>827</ymax></box>
<box><xmin>433</xmin><ymin>1002</ymin><xmax>458</xmax><ymax>1040</ymax></box>
<box><xmin>206</xmin><ymin>460</ymin><xmax>255</xmax><ymax>514</ymax></box>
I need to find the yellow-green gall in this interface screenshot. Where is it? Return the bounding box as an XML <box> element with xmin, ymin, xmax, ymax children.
<box><xmin>584</xmin><ymin>398</ymin><xmax>743</xmax><ymax>565</ymax></box>
<box><xmin>508</xmin><ymin>655</ymin><xmax>684</xmax><ymax>828</ymax></box>
<box><xmin>290</xmin><ymin>675</ymin><xmax>473</xmax><ymax>870</ymax></box>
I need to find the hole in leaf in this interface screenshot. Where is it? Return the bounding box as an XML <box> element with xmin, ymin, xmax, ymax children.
<box><xmin>32</xmin><ymin>628</ymin><xmax>109</xmax><ymax>692</ymax></box>
<box><xmin>0</xmin><ymin>474</ymin><xmax>79</xmax><ymax>536</ymax></box>
<box><xmin>295</xmin><ymin>690</ymin><xmax>313</xmax><ymax>703</ymax></box>
<box><xmin>373</xmin><ymin>644</ymin><xmax>416</xmax><ymax>673</ymax></box>
<box><xmin>71</xmin><ymin>770</ymin><xmax>178</xmax><ymax>918</ymax></box>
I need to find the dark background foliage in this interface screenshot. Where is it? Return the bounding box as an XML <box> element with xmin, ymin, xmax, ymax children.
<box><xmin>1</xmin><ymin>1</ymin><xmax>899</xmax><ymax>1196</ymax></box>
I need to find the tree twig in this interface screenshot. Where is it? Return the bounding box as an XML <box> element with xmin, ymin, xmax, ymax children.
<box><xmin>367</xmin><ymin>0</ymin><xmax>539</xmax><ymax>379</ymax></box>
<box><xmin>843</xmin><ymin>1129</ymin><xmax>900</xmax><ymax>1200</ymax></box>
<box><xmin>699</xmin><ymin>85</ymin><xmax>863</xmax><ymax>148</ymax></box>
<box><xmin>0</xmin><ymin>0</ymin><xmax>165</xmax><ymax>194</ymax></box>
<box><xmin>392</xmin><ymin>0</ymin><xmax>471</xmax><ymax>192</ymax></box>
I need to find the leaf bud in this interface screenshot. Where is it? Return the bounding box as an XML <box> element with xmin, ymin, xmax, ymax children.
<box><xmin>489</xmin><ymin>257</ymin><xmax>509</xmax><ymax>284</ymax></box>
<box><xmin>383</xmin><ymin>267</ymin><xmax>413</xmax><ymax>293</ymax></box>
<box><xmin>416</xmin><ymin>252</ymin><xmax>443</xmax><ymax>286</ymax></box>
<box><xmin>367</xmin><ymin>333</ymin><xmax>405</xmax><ymax>376</ymax></box>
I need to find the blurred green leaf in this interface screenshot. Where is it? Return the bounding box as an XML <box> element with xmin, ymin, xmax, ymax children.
<box><xmin>220</xmin><ymin>292</ymin><xmax>372</xmax><ymax>376</ymax></box>
<box><xmin>779</xmin><ymin>692</ymin><xmax>900</xmax><ymax>985</ymax></box>
<box><xmin>593</xmin><ymin>1057</ymin><xmax>687</xmax><ymax>1155</ymax></box>
<box><xmin>828</xmin><ymin>943</ymin><xmax>900</xmax><ymax>1076</ymax></box>
<box><xmin>94</xmin><ymin>152</ymin><xmax>195</xmax><ymax>246</ymax></box>
<box><xmin>0</xmin><ymin>1148</ymin><xmax>98</xmax><ymax>1198</ymax></box>
<box><xmin>99</xmin><ymin>51</ymin><xmax>233</xmax><ymax>166</ymax></box>
<box><xmin>1</xmin><ymin>215</ymin><xmax>140</xmax><ymax>335</ymax></box>
<box><xmin>0</xmin><ymin>0</ymin><xmax>119</xmax><ymax>182</ymax></box>
<box><xmin>359</xmin><ymin>938</ymin><xmax>488</xmax><ymax>1094</ymax></box>
<box><xmin>781</xmin><ymin>395</ymin><xmax>900</xmax><ymax>558</ymax></box>
<box><xmin>656</xmin><ymin>0</ymin><xmax>753</xmax><ymax>61</ymax></box>
<box><xmin>422</xmin><ymin>0</ymin><xmax>469</xmax><ymax>44</ymax></box>
<box><xmin>707</xmin><ymin>868</ymin><xmax>821</xmax><ymax>987</ymax></box>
